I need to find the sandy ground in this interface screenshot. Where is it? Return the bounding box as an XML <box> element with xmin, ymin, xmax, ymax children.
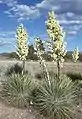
<box><xmin>0</xmin><ymin>101</ymin><xmax>82</xmax><ymax>119</ymax></box>
<box><xmin>0</xmin><ymin>101</ymin><xmax>40</xmax><ymax>119</ymax></box>
<box><xmin>0</xmin><ymin>60</ymin><xmax>82</xmax><ymax>119</ymax></box>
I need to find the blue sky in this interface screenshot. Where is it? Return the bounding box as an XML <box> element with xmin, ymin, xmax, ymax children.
<box><xmin>0</xmin><ymin>0</ymin><xmax>82</xmax><ymax>53</ymax></box>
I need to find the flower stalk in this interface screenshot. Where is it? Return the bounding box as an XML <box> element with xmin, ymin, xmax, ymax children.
<box><xmin>72</xmin><ymin>47</ymin><xmax>79</xmax><ymax>63</ymax></box>
<box><xmin>35</xmin><ymin>37</ymin><xmax>50</xmax><ymax>84</ymax></box>
<box><xmin>16</xmin><ymin>24</ymin><xmax>28</xmax><ymax>74</ymax></box>
<box><xmin>46</xmin><ymin>11</ymin><xmax>67</xmax><ymax>79</ymax></box>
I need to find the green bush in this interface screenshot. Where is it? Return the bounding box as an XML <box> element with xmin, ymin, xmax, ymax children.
<box><xmin>1</xmin><ymin>73</ymin><xmax>35</xmax><ymax>108</ymax></box>
<box><xmin>32</xmin><ymin>75</ymin><xmax>77</xmax><ymax>119</ymax></box>
<box><xmin>66</xmin><ymin>73</ymin><xmax>82</xmax><ymax>104</ymax></box>
<box><xmin>66</xmin><ymin>72</ymin><xmax>82</xmax><ymax>81</ymax></box>
<box><xmin>5</xmin><ymin>63</ymin><xmax>29</xmax><ymax>76</ymax></box>
<box><xmin>5</xmin><ymin>63</ymin><xmax>23</xmax><ymax>76</ymax></box>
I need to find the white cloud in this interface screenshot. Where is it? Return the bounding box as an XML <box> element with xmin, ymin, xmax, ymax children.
<box><xmin>1</xmin><ymin>0</ymin><xmax>82</xmax><ymax>22</ymax></box>
<box><xmin>66</xmin><ymin>12</ymin><xmax>74</xmax><ymax>17</ymax></box>
<box><xmin>59</xmin><ymin>20</ymin><xmax>82</xmax><ymax>25</ymax></box>
<box><xmin>2</xmin><ymin>0</ymin><xmax>60</xmax><ymax>21</ymax></box>
<box><xmin>3</xmin><ymin>0</ymin><xmax>17</xmax><ymax>7</ymax></box>
<box><xmin>36</xmin><ymin>0</ymin><xmax>60</xmax><ymax>11</ymax></box>
<box><xmin>0</xmin><ymin>31</ymin><xmax>15</xmax><ymax>37</ymax></box>
<box><xmin>4</xmin><ymin>10</ymin><xmax>11</xmax><ymax>15</ymax></box>
<box><xmin>0</xmin><ymin>37</ymin><xmax>15</xmax><ymax>47</ymax></box>
<box><xmin>0</xmin><ymin>0</ymin><xmax>2</xmax><ymax>3</ymax></box>
<box><xmin>3</xmin><ymin>1</ymin><xmax>40</xmax><ymax>21</ymax></box>
<box><xmin>67</xmin><ymin>25</ymin><xmax>82</xmax><ymax>31</ymax></box>
<box><xmin>1</xmin><ymin>0</ymin><xmax>82</xmax><ymax>37</ymax></box>
<box><xmin>67</xmin><ymin>31</ymin><xmax>77</xmax><ymax>35</ymax></box>
<box><xmin>13</xmin><ymin>5</ymin><xmax>40</xmax><ymax>21</ymax></box>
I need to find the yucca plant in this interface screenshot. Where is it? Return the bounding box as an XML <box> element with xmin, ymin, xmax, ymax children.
<box><xmin>45</xmin><ymin>11</ymin><xmax>67</xmax><ymax>80</ymax></box>
<box><xmin>1</xmin><ymin>73</ymin><xmax>35</xmax><ymax>108</ymax></box>
<box><xmin>35</xmin><ymin>37</ymin><xmax>50</xmax><ymax>83</ymax></box>
<box><xmin>16</xmin><ymin>24</ymin><xmax>29</xmax><ymax>74</ymax></box>
<box><xmin>32</xmin><ymin>75</ymin><xmax>77</xmax><ymax>119</ymax></box>
<box><xmin>72</xmin><ymin>47</ymin><xmax>79</xmax><ymax>62</ymax></box>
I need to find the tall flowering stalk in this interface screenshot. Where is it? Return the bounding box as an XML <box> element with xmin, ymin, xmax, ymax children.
<box><xmin>35</xmin><ymin>37</ymin><xmax>50</xmax><ymax>83</ymax></box>
<box><xmin>46</xmin><ymin>11</ymin><xmax>67</xmax><ymax>79</ymax></box>
<box><xmin>72</xmin><ymin>47</ymin><xmax>79</xmax><ymax>62</ymax></box>
<box><xmin>16</xmin><ymin>24</ymin><xmax>28</xmax><ymax>74</ymax></box>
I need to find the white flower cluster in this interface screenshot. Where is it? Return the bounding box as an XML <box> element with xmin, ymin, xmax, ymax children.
<box><xmin>72</xmin><ymin>47</ymin><xmax>79</xmax><ymax>62</ymax></box>
<box><xmin>53</xmin><ymin>40</ymin><xmax>67</xmax><ymax>62</ymax></box>
<box><xmin>16</xmin><ymin>24</ymin><xmax>28</xmax><ymax>61</ymax></box>
<box><xmin>46</xmin><ymin>11</ymin><xmax>67</xmax><ymax>66</ymax></box>
<box><xmin>45</xmin><ymin>11</ymin><xmax>64</xmax><ymax>41</ymax></box>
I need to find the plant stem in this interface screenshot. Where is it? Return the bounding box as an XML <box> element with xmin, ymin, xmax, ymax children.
<box><xmin>40</xmin><ymin>60</ymin><xmax>50</xmax><ymax>85</ymax></box>
<box><xmin>43</xmin><ymin>62</ymin><xmax>50</xmax><ymax>82</ymax></box>
<box><xmin>22</xmin><ymin>60</ymin><xmax>25</xmax><ymax>75</ymax></box>
<box><xmin>57</xmin><ymin>60</ymin><xmax>60</xmax><ymax>80</ymax></box>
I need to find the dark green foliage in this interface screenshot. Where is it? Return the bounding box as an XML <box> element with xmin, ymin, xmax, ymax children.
<box><xmin>79</xmin><ymin>52</ymin><xmax>82</xmax><ymax>62</ymax></box>
<box><xmin>1</xmin><ymin>73</ymin><xmax>35</xmax><ymax>108</ymax></box>
<box><xmin>35</xmin><ymin>71</ymin><xmax>57</xmax><ymax>80</ymax></box>
<box><xmin>66</xmin><ymin>72</ymin><xmax>82</xmax><ymax>81</ymax></box>
<box><xmin>8</xmin><ymin>52</ymin><xmax>19</xmax><ymax>59</ymax></box>
<box><xmin>65</xmin><ymin>51</ymin><xmax>73</xmax><ymax>62</ymax></box>
<box><xmin>27</xmin><ymin>45</ymin><xmax>38</xmax><ymax>60</ymax></box>
<box><xmin>65</xmin><ymin>73</ymin><xmax>82</xmax><ymax>105</ymax></box>
<box><xmin>5</xmin><ymin>63</ymin><xmax>23</xmax><ymax>76</ymax></box>
<box><xmin>32</xmin><ymin>75</ymin><xmax>77</xmax><ymax>119</ymax></box>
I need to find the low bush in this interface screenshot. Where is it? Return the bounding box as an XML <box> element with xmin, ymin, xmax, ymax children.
<box><xmin>5</xmin><ymin>63</ymin><xmax>23</xmax><ymax>76</ymax></box>
<box><xmin>0</xmin><ymin>73</ymin><xmax>35</xmax><ymax>108</ymax></box>
<box><xmin>5</xmin><ymin>63</ymin><xmax>29</xmax><ymax>76</ymax></box>
<box><xmin>66</xmin><ymin>72</ymin><xmax>82</xmax><ymax>81</ymax></box>
<box><xmin>32</xmin><ymin>75</ymin><xmax>77</xmax><ymax>119</ymax></box>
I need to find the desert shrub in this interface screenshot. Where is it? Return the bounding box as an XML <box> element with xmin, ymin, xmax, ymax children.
<box><xmin>32</xmin><ymin>75</ymin><xmax>77</xmax><ymax>119</ymax></box>
<box><xmin>27</xmin><ymin>45</ymin><xmax>38</xmax><ymax>60</ymax></box>
<box><xmin>5</xmin><ymin>63</ymin><xmax>23</xmax><ymax>76</ymax></box>
<box><xmin>66</xmin><ymin>73</ymin><xmax>82</xmax><ymax>104</ymax></box>
<box><xmin>0</xmin><ymin>73</ymin><xmax>35</xmax><ymax>108</ymax></box>
<box><xmin>8</xmin><ymin>52</ymin><xmax>19</xmax><ymax>59</ymax></box>
<box><xmin>79</xmin><ymin>52</ymin><xmax>82</xmax><ymax>62</ymax></box>
<box><xmin>66</xmin><ymin>72</ymin><xmax>82</xmax><ymax>81</ymax></box>
<box><xmin>5</xmin><ymin>63</ymin><xmax>29</xmax><ymax>76</ymax></box>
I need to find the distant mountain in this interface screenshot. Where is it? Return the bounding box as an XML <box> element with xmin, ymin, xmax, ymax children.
<box><xmin>0</xmin><ymin>53</ymin><xmax>9</xmax><ymax>56</ymax></box>
<box><xmin>0</xmin><ymin>52</ymin><xmax>18</xmax><ymax>60</ymax></box>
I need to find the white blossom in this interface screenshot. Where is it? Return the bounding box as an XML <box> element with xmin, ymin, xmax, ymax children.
<box><xmin>72</xmin><ymin>47</ymin><xmax>79</xmax><ymax>62</ymax></box>
<box><xmin>46</xmin><ymin>11</ymin><xmax>67</xmax><ymax>67</ymax></box>
<box><xmin>16</xmin><ymin>24</ymin><xmax>28</xmax><ymax>61</ymax></box>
